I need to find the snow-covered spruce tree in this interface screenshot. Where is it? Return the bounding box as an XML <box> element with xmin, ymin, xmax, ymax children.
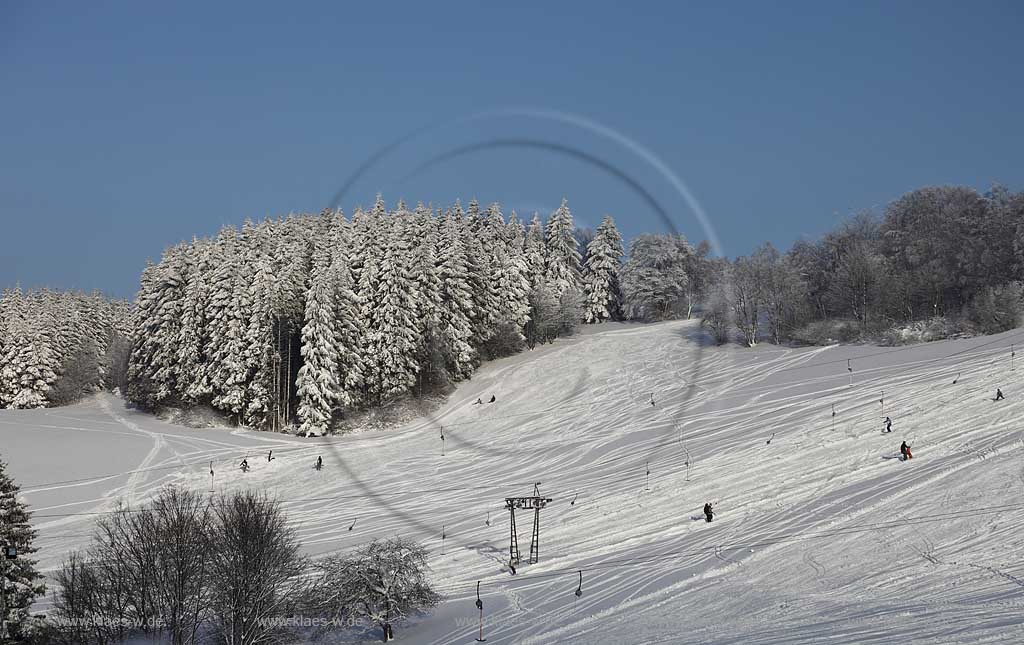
<box><xmin>296</xmin><ymin>244</ymin><xmax>341</xmax><ymax>436</ymax></box>
<box><xmin>582</xmin><ymin>215</ymin><xmax>624</xmax><ymax>323</ymax></box>
<box><xmin>77</xmin><ymin>292</ymin><xmax>111</xmax><ymax>391</ymax></box>
<box><xmin>481</xmin><ymin>204</ymin><xmax>530</xmax><ymax>354</ymax></box>
<box><xmin>507</xmin><ymin>209</ymin><xmax>527</xmax><ymax>254</ymax></box>
<box><xmin>0</xmin><ymin>455</ymin><xmax>45</xmax><ymax>640</ymax></box>
<box><xmin>266</xmin><ymin>219</ymin><xmax>312</xmax><ymax>430</ymax></box>
<box><xmin>203</xmin><ymin>227</ymin><xmax>253</xmax><ymax>421</ymax></box>
<box><xmin>327</xmin><ymin>222</ymin><xmax>366</xmax><ymax>409</ymax></box>
<box><xmin>0</xmin><ymin>290</ymin><xmax>9</xmax><ymax>378</ymax></box>
<box><xmin>408</xmin><ymin>204</ymin><xmax>447</xmax><ymax>391</ymax></box>
<box><xmin>435</xmin><ymin>209</ymin><xmax>477</xmax><ymax>380</ymax></box>
<box><xmin>367</xmin><ymin>219</ymin><xmax>421</xmax><ymax>404</ymax></box>
<box><xmin>353</xmin><ymin>205</ymin><xmax>384</xmax><ymax>402</ymax></box>
<box><xmin>245</xmin><ymin>247</ymin><xmax>280</xmax><ymax>428</ymax></box>
<box><xmin>16</xmin><ymin>322</ymin><xmax>61</xmax><ymax>409</ymax></box>
<box><xmin>544</xmin><ymin>199</ymin><xmax>582</xmax><ymax>296</ymax></box>
<box><xmin>127</xmin><ymin>245</ymin><xmax>188</xmax><ymax>408</ymax></box>
<box><xmin>463</xmin><ymin>200</ymin><xmax>502</xmax><ymax>348</ymax></box>
<box><xmin>0</xmin><ymin>287</ymin><xmax>27</xmax><ymax>408</ymax></box>
<box><xmin>493</xmin><ymin>209</ymin><xmax>528</xmax><ymax>335</ymax></box>
<box><xmin>524</xmin><ymin>213</ymin><xmax>547</xmax><ymax>288</ymax></box>
<box><xmin>176</xmin><ymin>239</ymin><xmax>213</xmax><ymax>405</ymax></box>
<box><xmin>504</xmin><ymin>211</ymin><xmax>533</xmax><ymax>326</ymax></box>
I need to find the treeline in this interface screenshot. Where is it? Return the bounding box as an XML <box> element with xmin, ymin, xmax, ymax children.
<box><xmin>0</xmin><ymin>289</ymin><xmax>131</xmax><ymax>409</ymax></box>
<box><xmin>5</xmin><ymin>183</ymin><xmax>1020</xmax><ymax>415</ymax></box>
<box><xmin>126</xmin><ymin>197</ymin><xmax>626</xmax><ymax>434</ymax></box>
<box><xmin>698</xmin><ymin>184</ymin><xmax>1024</xmax><ymax>346</ymax></box>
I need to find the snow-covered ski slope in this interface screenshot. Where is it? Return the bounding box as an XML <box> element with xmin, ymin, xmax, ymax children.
<box><xmin>3</xmin><ymin>320</ymin><xmax>1023</xmax><ymax>643</ymax></box>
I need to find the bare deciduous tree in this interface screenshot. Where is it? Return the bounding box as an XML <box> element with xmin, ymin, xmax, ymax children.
<box><xmin>207</xmin><ymin>491</ymin><xmax>307</xmax><ymax>645</ymax></box>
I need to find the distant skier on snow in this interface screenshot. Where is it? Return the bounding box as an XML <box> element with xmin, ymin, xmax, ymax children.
<box><xmin>267</xmin><ymin>450</ymin><xmax>275</xmax><ymax>462</ymax></box>
<box><xmin>489</xmin><ymin>395</ymin><xmax>496</xmax><ymax>403</ymax></box>
<box><xmin>900</xmin><ymin>441</ymin><xmax>913</xmax><ymax>461</ymax></box>
<box><xmin>704</xmin><ymin>502</ymin><xmax>714</xmax><ymax>523</ymax></box>
<box><xmin>995</xmin><ymin>388</ymin><xmax>1005</xmax><ymax>401</ymax></box>
<box><xmin>884</xmin><ymin>416</ymin><xmax>892</xmax><ymax>433</ymax></box>
<box><xmin>315</xmin><ymin>455</ymin><xmax>322</xmax><ymax>471</ymax></box>
<box><xmin>474</xmin><ymin>397</ymin><xmax>483</xmax><ymax>405</ymax></box>
<box><xmin>240</xmin><ymin>458</ymin><xmax>249</xmax><ymax>472</ymax></box>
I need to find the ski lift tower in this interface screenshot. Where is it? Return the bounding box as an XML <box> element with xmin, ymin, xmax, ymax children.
<box><xmin>505</xmin><ymin>483</ymin><xmax>553</xmax><ymax>566</ymax></box>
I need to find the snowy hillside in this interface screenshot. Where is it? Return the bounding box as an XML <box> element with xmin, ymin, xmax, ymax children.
<box><xmin>3</xmin><ymin>320</ymin><xmax>1024</xmax><ymax>643</ymax></box>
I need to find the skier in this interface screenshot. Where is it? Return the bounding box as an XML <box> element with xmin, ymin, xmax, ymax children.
<box><xmin>267</xmin><ymin>450</ymin><xmax>275</xmax><ymax>462</ymax></box>
<box><xmin>240</xmin><ymin>458</ymin><xmax>249</xmax><ymax>472</ymax></box>
<box><xmin>995</xmin><ymin>388</ymin><xmax>1005</xmax><ymax>401</ymax></box>
<box><xmin>474</xmin><ymin>397</ymin><xmax>483</xmax><ymax>405</ymax></box>
<box><xmin>489</xmin><ymin>395</ymin><xmax>496</xmax><ymax>403</ymax></box>
<box><xmin>315</xmin><ymin>455</ymin><xmax>322</xmax><ymax>471</ymax></box>
<box><xmin>884</xmin><ymin>416</ymin><xmax>892</xmax><ymax>433</ymax></box>
<box><xmin>900</xmin><ymin>441</ymin><xmax>912</xmax><ymax>461</ymax></box>
<box><xmin>703</xmin><ymin>502</ymin><xmax>714</xmax><ymax>523</ymax></box>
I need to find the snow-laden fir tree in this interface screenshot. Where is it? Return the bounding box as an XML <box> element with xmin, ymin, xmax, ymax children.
<box><xmin>367</xmin><ymin>224</ymin><xmax>421</xmax><ymax>403</ymax></box>
<box><xmin>177</xmin><ymin>239</ymin><xmax>213</xmax><ymax>404</ymax></box>
<box><xmin>462</xmin><ymin>200</ymin><xmax>502</xmax><ymax>347</ymax></box>
<box><xmin>296</xmin><ymin>243</ymin><xmax>341</xmax><ymax>435</ymax></box>
<box><xmin>245</xmin><ymin>246</ymin><xmax>279</xmax><ymax>427</ymax></box>
<box><xmin>524</xmin><ymin>213</ymin><xmax>547</xmax><ymax>288</ymax></box>
<box><xmin>582</xmin><ymin>215</ymin><xmax>624</xmax><ymax>323</ymax></box>
<box><xmin>544</xmin><ymin>199</ymin><xmax>582</xmax><ymax>296</ymax></box>
<box><xmin>127</xmin><ymin>246</ymin><xmax>187</xmax><ymax>407</ymax></box>
<box><xmin>409</xmin><ymin>204</ymin><xmax>446</xmax><ymax>387</ymax></box>
<box><xmin>436</xmin><ymin>209</ymin><xmax>477</xmax><ymax>379</ymax></box>
<box><xmin>328</xmin><ymin>223</ymin><xmax>365</xmax><ymax>408</ymax></box>
<box><xmin>354</xmin><ymin>206</ymin><xmax>384</xmax><ymax>401</ymax></box>
<box><xmin>486</xmin><ymin>204</ymin><xmax>531</xmax><ymax>333</ymax></box>
<box><xmin>8</xmin><ymin>311</ymin><xmax>60</xmax><ymax>409</ymax></box>
<box><xmin>0</xmin><ymin>287</ymin><xmax>26</xmax><ymax>408</ymax></box>
<box><xmin>205</xmin><ymin>228</ymin><xmax>251</xmax><ymax>419</ymax></box>
<box><xmin>0</xmin><ymin>455</ymin><xmax>45</xmax><ymax>640</ymax></box>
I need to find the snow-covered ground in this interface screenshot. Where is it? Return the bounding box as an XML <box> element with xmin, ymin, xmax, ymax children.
<box><xmin>2</xmin><ymin>320</ymin><xmax>1023</xmax><ymax>643</ymax></box>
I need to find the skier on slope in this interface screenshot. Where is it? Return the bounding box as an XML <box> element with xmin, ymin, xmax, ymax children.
<box><xmin>474</xmin><ymin>397</ymin><xmax>483</xmax><ymax>405</ymax></box>
<box><xmin>884</xmin><ymin>416</ymin><xmax>892</xmax><ymax>433</ymax></box>
<box><xmin>240</xmin><ymin>458</ymin><xmax>249</xmax><ymax>472</ymax></box>
<box><xmin>267</xmin><ymin>450</ymin><xmax>274</xmax><ymax>462</ymax></box>
<box><xmin>315</xmin><ymin>455</ymin><xmax>322</xmax><ymax>471</ymax></box>
<box><xmin>704</xmin><ymin>502</ymin><xmax>714</xmax><ymax>523</ymax></box>
<box><xmin>900</xmin><ymin>441</ymin><xmax>913</xmax><ymax>461</ymax></box>
<box><xmin>995</xmin><ymin>388</ymin><xmax>1005</xmax><ymax>401</ymax></box>
<box><xmin>489</xmin><ymin>394</ymin><xmax>496</xmax><ymax>403</ymax></box>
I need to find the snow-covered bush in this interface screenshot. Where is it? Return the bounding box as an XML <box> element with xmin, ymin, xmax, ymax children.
<box><xmin>313</xmin><ymin>537</ymin><xmax>441</xmax><ymax>642</ymax></box>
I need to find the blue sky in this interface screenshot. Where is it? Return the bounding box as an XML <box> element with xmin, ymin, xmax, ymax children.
<box><xmin>2</xmin><ymin>1</ymin><xmax>1022</xmax><ymax>298</ymax></box>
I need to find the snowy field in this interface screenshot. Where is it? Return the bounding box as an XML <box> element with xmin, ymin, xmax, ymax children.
<box><xmin>2</xmin><ymin>320</ymin><xmax>1024</xmax><ymax>643</ymax></box>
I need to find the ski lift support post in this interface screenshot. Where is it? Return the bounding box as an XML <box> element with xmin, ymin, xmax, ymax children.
<box><xmin>505</xmin><ymin>484</ymin><xmax>553</xmax><ymax>565</ymax></box>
